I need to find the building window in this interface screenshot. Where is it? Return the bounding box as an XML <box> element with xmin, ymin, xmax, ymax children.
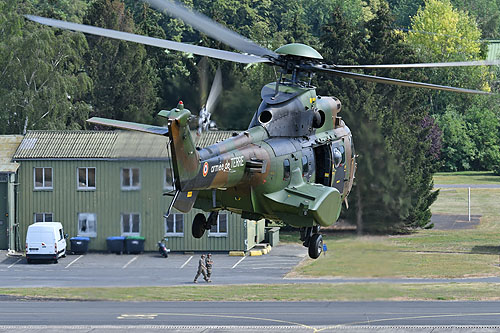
<box><xmin>121</xmin><ymin>213</ymin><xmax>141</xmax><ymax>236</ymax></box>
<box><xmin>165</xmin><ymin>213</ymin><xmax>184</xmax><ymax>236</ymax></box>
<box><xmin>34</xmin><ymin>212</ymin><xmax>53</xmax><ymax>223</ymax></box>
<box><xmin>209</xmin><ymin>213</ymin><xmax>228</xmax><ymax>237</ymax></box>
<box><xmin>34</xmin><ymin>167</ymin><xmax>52</xmax><ymax>190</ymax></box>
<box><xmin>78</xmin><ymin>213</ymin><xmax>97</xmax><ymax>237</ymax></box>
<box><xmin>121</xmin><ymin>168</ymin><xmax>140</xmax><ymax>190</ymax></box>
<box><xmin>77</xmin><ymin>167</ymin><xmax>96</xmax><ymax>190</ymax></box>
<box><xmin>164</xmin><ymin>167</ymin><xmax>174</xmax><ymax>190</ymax></box>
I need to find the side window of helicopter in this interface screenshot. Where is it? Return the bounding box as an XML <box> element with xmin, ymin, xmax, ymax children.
<box><xmin>283</xmin><ymin>159</ymin><xmax>291</xmax><ymax>180</ymax></box>
<box><xmin>340</xmin><ymin>145</ymin><xmax>346</xmax><ymax>164</ymax></box>
<box><xmin>333</xmin><ymin>148</ymin><xmax>342</xmax><ymax>168</ymax></box>
<box><xmin>302</xmin><ymin>155</ymin><xmax>309</xmax><ymax>177</ymax></box>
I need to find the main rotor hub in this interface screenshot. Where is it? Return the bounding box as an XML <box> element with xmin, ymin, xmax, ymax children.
<box><xmin>274</xmin><ymin>43</ymin><xmax>323</xmax><ymax>60</ymax></box>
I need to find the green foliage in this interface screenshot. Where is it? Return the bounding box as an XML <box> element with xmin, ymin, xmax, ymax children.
<box><xmin>407</xmin><ymin>0</ymin><xmax>482</xmax><ymax>59</ymax></box>
<box><xmin>451</xmin><ymin>0</ymin><xmax>500</xmax><ymax>39</ymax></box>
<box><xmin>320</xmin><ymin>2</ymin><xmax>438</xmax><ymax>233</ymax></box>
<box><xmin>84</xmin><ymin>0</ymin><xmax>159</xmax><ymax>124</ymax></box>
<box><xmin>404</xmin><ymin>0</ymin><xmax>499</xmax><ymax>172</ymax></box>
<box><xmin>388</xmin><ymin>0</ymin><xmax>424</xmax><ymax>27</ymax></box>
<box><xmin>435</xmin><ymin>108</ymin><xmax>475</xmax><ymax>171</ymax></box>
<box><xmin>0</xmin><ymin>0</ymin><xmax>92</xmax><ymax>134</ymax></box>
<box><xmin>435</xmin><ymin>99</ymin><xmax>500</xmax><ymax>172</ymax></box>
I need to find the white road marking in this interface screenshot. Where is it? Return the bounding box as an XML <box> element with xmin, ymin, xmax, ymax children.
<box><xmin>65</xmin><ymin>255</ymin><xmax>83</xmax><ymax>269</ymax></box>
<box><xmin>180</xmin><ymin>256</ymin><xmax>193</xmax><ymax>269</ymax></box>
<box><xmin>7</xmin><ymin>258</ymin><xmax>22</xmax><ymax>269</ymax></box>
<box><xmin>231</xmin><ymin>256</ymin><xmax>246</xmax><ymax>269</ymax></box>
<box><xmin>122</xmin><ymin>256</ymin><xmax>138</xmax><ymax>269</ymax></box>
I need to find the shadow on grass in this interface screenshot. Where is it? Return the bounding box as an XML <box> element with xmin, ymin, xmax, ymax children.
<box><xmin>471</xmin><ymin>246</ymin><xmax>500</xmax><ymax>255</ymax></box>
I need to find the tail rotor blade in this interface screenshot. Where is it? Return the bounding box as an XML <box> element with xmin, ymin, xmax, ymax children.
<box><xmin>198</xmin><ymin>58</ymin><xmax>209</xmax><ymax>107</ymax></box>
<box><xmin>205</xmin><ymin>67</ymin><xmax>222</xmax><ymax>115</ymax></box>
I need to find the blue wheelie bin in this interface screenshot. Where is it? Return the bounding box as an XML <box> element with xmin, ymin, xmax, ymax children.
<box><xmin>70</xmin><ymin>236</ymin><xmax>90</xmax><ymax>254</ymax></box>
<box><xmin>106</xmin><ymin>236</ymin><xmax>126</xmax><ymax>254</ymax></box>
<box><xmin>125</xmin><ymin>236</ymin><xmax>145</xmax><ymax>254</ymax></box>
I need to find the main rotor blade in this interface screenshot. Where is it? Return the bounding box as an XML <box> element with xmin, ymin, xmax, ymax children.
<box><xmin>205</xmin><ymin>67</ymin><xmax>222</xmax><ymax>115</ymax></box>
<box><xmin>144</xmin><ymin>0</ymin><xmax>277</xmax><ymax>59</ymax></box>
<box><xmin>25</xmin><ymin>15</ymin><xmax>268</xmax><ymax>64</ymax></box>
<box><xmin>334</xmin><ymin>59</ymin><xmax>500</xmax><ymax>69</ymax></box>
<box><xmin>312</xmin><ymin>66</ymin><xmax>492</xmax><ymax>95</ymax></box>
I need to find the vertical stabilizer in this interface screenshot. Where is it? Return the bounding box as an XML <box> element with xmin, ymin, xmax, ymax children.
<box><xmin>159</xmin><ymin>102</ymin><xmax>200</xmax><ymax>191</ymax></box>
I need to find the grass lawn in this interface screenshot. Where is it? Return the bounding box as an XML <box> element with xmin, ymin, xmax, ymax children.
<box><xmin>290</xmin><ymin>187</ymin><xmax>500</xmax><ymax>279</ymax></box>
<box><xmin>433</xmin><ymin>171</ymin><xmax>500</xmax><ymax>185</ymax></box>
<box><xmin>3</xmin><ymin>283</ymin><xmax>500</xmax><ymax>301</ymax></box>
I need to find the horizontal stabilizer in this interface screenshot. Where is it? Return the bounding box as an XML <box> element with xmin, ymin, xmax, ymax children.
<box><xmin>87</xmin><ymin>117</ymin><xmax>169</xmax><ymax>135</ymax></box>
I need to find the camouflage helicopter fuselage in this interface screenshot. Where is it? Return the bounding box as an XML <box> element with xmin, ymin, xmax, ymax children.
<box><xmin>162</xmin><ymin>82</ymin><xmax>356</xmax><ymax>228</ymax></box>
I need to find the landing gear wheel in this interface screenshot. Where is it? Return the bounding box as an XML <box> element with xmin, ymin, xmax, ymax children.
<box><xmin>308</xmin><ymin>234</ymin><xmax>323</xmax><ymax>259</ymax></box>
<box><xmin>192</xmin><ymin>213</ymin><xmax>207</xmax><ymax>238</ymax></box>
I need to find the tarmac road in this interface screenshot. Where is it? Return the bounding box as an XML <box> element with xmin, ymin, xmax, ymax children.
<box><xmin>3</xmin><ymin>244</ymin><xmax>500</xmax><ymax>287</ymax></box>
<box><xmin>1</xmin><ymin>300</ymin><xmax>500</xmax><ymax>332</ymax></box>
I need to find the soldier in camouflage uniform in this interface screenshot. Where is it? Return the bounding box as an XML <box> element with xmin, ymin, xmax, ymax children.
<box><xmin>206</xmin><ymin>253</ymin><xmax>213</xmax><ymax>279</ymax></box>
<box><xmin>194</xmin><ymin>254</ymin><xmax>210</xmax><ymax>283</ymax></box>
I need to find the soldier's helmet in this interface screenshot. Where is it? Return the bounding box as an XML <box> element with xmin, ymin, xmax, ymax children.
<box><xmin>201</xmin><ymin>254</ymin><xmax>206</xmax><ymax>258</ymax></box>
<box><xmin>207</xmin><ymin>253</ymin><xmax>212</xmax><ymax>257</ymax></box>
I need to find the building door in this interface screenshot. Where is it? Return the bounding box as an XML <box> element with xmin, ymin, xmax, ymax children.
<box><xmin>0</xmin><ymin>177</ymin><xmax>8</xmax><ymax>250</ymax></box>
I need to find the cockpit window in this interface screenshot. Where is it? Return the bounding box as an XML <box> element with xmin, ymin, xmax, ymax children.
<box><xmin>283</xmin><ymin>159</ymin><xmax>290</xmax><ymax>180</ymax></box>
<box><xmin>333</xmin><ymin>148</ymin><xmax>342</xmax><ymax>168</ymax></box>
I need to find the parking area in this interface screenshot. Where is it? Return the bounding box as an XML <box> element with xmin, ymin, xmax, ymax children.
<box><xmin>0</xmin><ymin>244</ymin><xmax>307</xmax><ymax>288</ymax></box>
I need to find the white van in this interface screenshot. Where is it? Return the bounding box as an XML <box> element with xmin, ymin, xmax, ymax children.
<box><xmin>25</xmin><ymin>222</ymin><xmax>67</xmax><ymax>264</ymax></box>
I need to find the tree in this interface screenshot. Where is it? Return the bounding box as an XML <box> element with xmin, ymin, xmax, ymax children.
<box><xmin>405</xmin><ymin>0</ymin><xmax>499</xmax><ymax>172</ymax></box>
<box><xmin>435</xmin><ymin>107</ymin><xmax>476</xmax><ymax>171</ymax></box>
<box><xmin>319</xmin><ymin>2</ymin><xmax>438</xmax><ymax>233</ymax></box>
<box><xmin>451</xmin><ymin>0</ymin><xmax>500</xmax><ymax>39</ymax></box>
<box><xmin>405</xmin><ymin>0</ymin><xmax>491</xmax><ymax>113</ymax></box>
<box><xmin>0</xmin><ymin>0</ymin><xmax>92</xmax><ymax>134</ymax></box>
<box><xmin>84</xmin><ymin>0</ymin><xmax>158</xmax><ymax>124</ymax></box>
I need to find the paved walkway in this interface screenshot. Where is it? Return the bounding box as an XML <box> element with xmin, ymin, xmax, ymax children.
<box><xmin>435</xmin><ymin>184</ymin><xmax>500</xmax><ymax>188</ymax></box>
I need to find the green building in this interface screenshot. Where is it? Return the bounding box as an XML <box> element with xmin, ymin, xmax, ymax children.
<box><xmin>10</xmin><ymin>130</ymin><xmax>267</xmax><ymax>252</ymax></box>
<box><xmin>487</xmin><ymin>40</ymin><xmax>500</xmax><ymax>60</ymax></box>
<box><xmin>0</xmin><ymin>135</ymin><xmax>23</xmax><ymax>251</ymax></box>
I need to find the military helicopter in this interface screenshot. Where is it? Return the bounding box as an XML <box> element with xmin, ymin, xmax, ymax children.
<box><xmin>27</xmin><ymin>0</ymin><xmax>499</xmax><ymax>259</ymax></box>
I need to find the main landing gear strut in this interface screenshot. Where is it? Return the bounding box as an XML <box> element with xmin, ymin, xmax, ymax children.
<box><xmin>192</xmin><ymin>211</ymin><xmax>219</xmax><ymax>238</ymax></box>
<box><xmin>300</xmin><ymin>226</ymin><xmax>323</xmax><ymax>259</ymax></box>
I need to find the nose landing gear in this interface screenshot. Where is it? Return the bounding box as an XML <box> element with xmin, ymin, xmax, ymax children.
<box><xmin>300</xmin><ymin>226</ymin><xmax>323</xmax><ymax>259</ymax></box>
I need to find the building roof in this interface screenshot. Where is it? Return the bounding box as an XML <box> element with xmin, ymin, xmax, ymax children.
<box><xmin>13</xmin><ymin>130</ymin><xmax>237</xmax><ymax>160</ymax></box>
<box><xmin>0</xmin><ymin>135</ymin><xmax>23</xmax><ymax>172</ymax></box>
<box><xmin>487</xmin><ymin>40</ymin><xmax>500</xmax><ymax>60</ymax></box>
